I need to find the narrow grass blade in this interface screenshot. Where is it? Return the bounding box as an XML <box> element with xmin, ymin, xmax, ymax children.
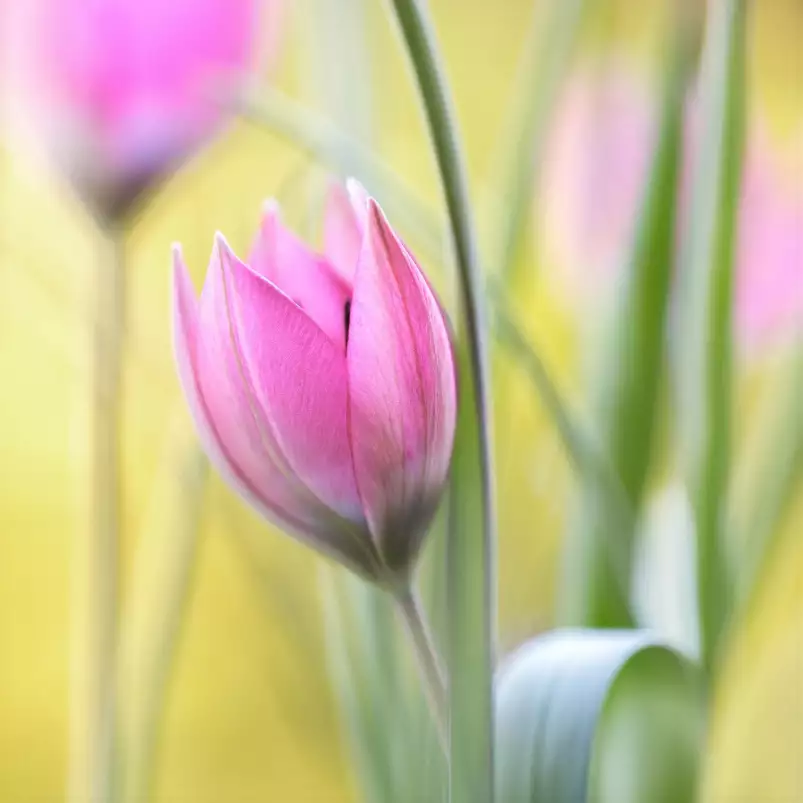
<box><xmin>495</xmin><ymin>630</ymin><xmax>703</xmax><ymax>803</ymax></box>
<box><xmin>384</xmin><ymin>2</ymin><xmax>496</xmax><ymax>801</ymax></box>
<box><xmin>675</xmin><ymin>0</ymin><xmax>747</xmax><ymax>675</ymax></box>
<box><xmin>560</xmin><ymin>13</ymin><xmax>696</xmax><ymax>628</ymax></box>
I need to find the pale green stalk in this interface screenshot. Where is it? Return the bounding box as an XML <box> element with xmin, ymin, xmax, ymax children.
<box><xmin>117</xmin><ymin>422</ymin><xmax>208</xmax><ymax>803</ymax></box>
<box><xmin>384</xmin><ymin>2</ymin><xmax>496</xmax><ymax>801</ymax></box>
<box><xmin>559</xmin><ymin>9</ymin><xmax>696</xmax><ymax>629</ymax></box>
<box><xmin>69</xmin><ymin>225</ymin><xmax>125</xmax><ymax>803</ymax></box>
<box><xmin>394</xmin><ymin>587</ymin><xmax>449</xmax><ymax>749</ymax></box>
<box><xmin>676</xmin><ymin>0</ymin><xmax>747</xmax><ymax>676</ymax></box>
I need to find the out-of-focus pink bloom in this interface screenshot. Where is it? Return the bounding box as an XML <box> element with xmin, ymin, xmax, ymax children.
<box><xmin>172</xmin><ymin>181</ymin><xmax>457</xmax><ymax>583</ymax></box>
<box><xmin>541</xmin><ymin>65</ymin><xmax>803</xmax><ymax>348</ymax></box>
<box><xmin>6</xmin><ymin>0</ymin><xmax>278</xmax><ymax>218</ymax></box>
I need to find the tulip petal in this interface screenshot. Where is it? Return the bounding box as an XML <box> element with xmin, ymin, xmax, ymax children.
<box><xmin>176</xmin><ymin>242</ymin><xmax>379</xmax><ymax>577</ymax></box>
<box><xmin>220</xmin><ymin>236</ymin><xmax>366</xmax><ymax>526</ymax></box>
<box><xmin>347</xmin><ymin>200</ymin><xmax>457</xmax><ymax>571</ymax></box>
<box><xmin>250</xmin><ymin>202</ymin><xmax>352</xmax><ymax>348</ymax></box>
<box><xmin>173</xmin><ymin>246</ymin><xmax>307</xmax><ymax>528</ymax></box>
<box><xmin>323</xmin><ymin>181</ymin><xmax>363</xmax><ymax>283</ymax></box>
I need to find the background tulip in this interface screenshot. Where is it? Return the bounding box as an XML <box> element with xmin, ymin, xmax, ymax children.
<box><xmin>4</xmin><ymin>0</ymin><xmax>277</xmax><ymax>219</ymax></box>
<box><xmin>540</xmin><ymin>65</ymin><xmax>803</xmax><ymax>349</ymax></box>
<box><xmin>173</xmin><ymin>183</ymin><xmax>457</xmax><ymax>585</ymax></box>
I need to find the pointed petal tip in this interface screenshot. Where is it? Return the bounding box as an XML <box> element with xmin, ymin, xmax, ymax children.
<box><xmin>213</xmin><ymin>231</ymin><xmax>243</xmax><ymax>268</ymax></box>
<box><xmin>171</xmin><ymin>245</ymin><xmax>194</xmax><ymax>293</ymax></box>
<box><xmin>346</xmin><ymin>178</ymin><xmax>371</xmax><ymax>215</ymax></box>
<box><xmin>260</xmin><ymin>198</ymin><xmax>281</xmax><ymax>219</ymax></box>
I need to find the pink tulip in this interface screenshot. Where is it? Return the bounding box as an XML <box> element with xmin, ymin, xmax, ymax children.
<box><xmin>172</xmin><ymin>182</ymin><xmax>457</xmax><ymax>583</ymax></box>
<box><xmin>541</xmin><ymin>65</ymin><xmax>803</xmax><ymax>349</ymax></box>
<box><xmin>6</xmin><ymin>0</ymin><xmax>278</xmax><ymax>218</ymax></box>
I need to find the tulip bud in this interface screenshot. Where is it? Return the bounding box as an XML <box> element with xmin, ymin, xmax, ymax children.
<box><xmin>5</xmin><ymin>0</ymin><xmax>279</xmax><ymax>221</ymax></box>
<box><xmin>172</xmin><ymin>182</ymin><xmax>457</xmax><ymax>585</ymax></box>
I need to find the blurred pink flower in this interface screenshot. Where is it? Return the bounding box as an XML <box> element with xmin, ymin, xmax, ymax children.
<box><xmin>541</xmin><ymin>65</ymin><xmax>803</xmax><ymax>348</ymax></box>
<box><xmin>172</xmin><ymin>181</ymin><xmax>457</xmax><ymax>583</ymax></box>
<box><xmin>7</xmin><ymin>0</ymin><xmax>279</xmax><ymax>218</ymax></box>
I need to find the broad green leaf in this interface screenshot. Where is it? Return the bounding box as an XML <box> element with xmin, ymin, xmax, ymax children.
<box><xmin>559</xmin><ymin>14</ymin><xmax>696</xmax><ymax>629</ymax></box>
<box><xmin>385</xmin><ymin>2</ymin><xmax>496</xmax><ymax>802</ymax></box>
<box><xmin>675</xmin><ymin>0</ymin><xmax>747</xmax><ymax>674</ymax></box>
<box><xmin>631</xmin><ymin>483</ymin><xmax>700</xmax><ymax>659</ymax></box>
<box><xmin>495</xmin><ymin>630</ymin><xmax>703</xmax><ymax>803</ymax></box>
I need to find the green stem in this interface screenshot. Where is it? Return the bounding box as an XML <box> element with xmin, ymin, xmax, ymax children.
<box><xmin>395</xmin><ymin>587</ymin><xmax>449</xmax><ymax>750</ymax></box>
<box><xmin>385</xmin><ymin>2</ymin><xmax>495</xmax><ymax>801</ymax></box>
<box><xmin>69</xmin><ymin>225</ymin><xmax>125</xmax><ymax>803</ymax></box>
<box><xmin>678</xmin><ymin>0</ymin><xmax>747</xmax><ymax>676</ymax></box>
<box><xmin>118</xmin><ymin>432</ymin><xmax>208</xmax><ymax>803</ymax></box>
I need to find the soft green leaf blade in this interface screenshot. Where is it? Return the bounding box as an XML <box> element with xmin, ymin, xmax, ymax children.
<box><xmin>560</xmin><ymin>15</ymin><xmax>696</xmax><ymax>629</ymax></box>
<box><xmin>495</xmin><ymin>630</ymin><xmax>703</xmax><ymax>803</ymax></box>
<box><xmin>447</xmin><ymin>372</ymin><xmax>495</xmax><ymax>803</ymax></box>
<box><xmin>675</xmin><ymin>0</ymin><xmax>747</xmax><ymax>674</ymax></box>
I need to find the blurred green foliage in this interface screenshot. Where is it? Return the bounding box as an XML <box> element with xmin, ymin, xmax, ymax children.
<box><xmin>0</xmin><ymin>0</ymin><xmax>801</xmax><ymax>800</ymax></box>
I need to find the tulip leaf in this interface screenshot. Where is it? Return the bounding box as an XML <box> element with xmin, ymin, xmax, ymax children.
<box><xmin>560</xmin><ymin>13</ymin><xmax>696</xmax><ymax>629</ymax></box>
<box><xmin>675</xmin><ymin>0</ymin><xmax>747</xmax><ymax>674</ymax></box>
<box><xmin>495</xmin><ymin>630</ymin><xmax>704</xmax><ymax>803</ymax></box>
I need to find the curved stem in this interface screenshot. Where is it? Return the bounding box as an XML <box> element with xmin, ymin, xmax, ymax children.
<box><xmin>70</xmin><ymin>224</ymin><xmax>125</xmax><ymax>803</ymax></box>
<box><xmin>385</xmin><ymin>2</ymin><xmax>496</xmax><ymax>801</ymax></box>
<box><xmin>394</xmin><ymin>586</ymin><xmax>448</xmax><ymax>749</ymax></box>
